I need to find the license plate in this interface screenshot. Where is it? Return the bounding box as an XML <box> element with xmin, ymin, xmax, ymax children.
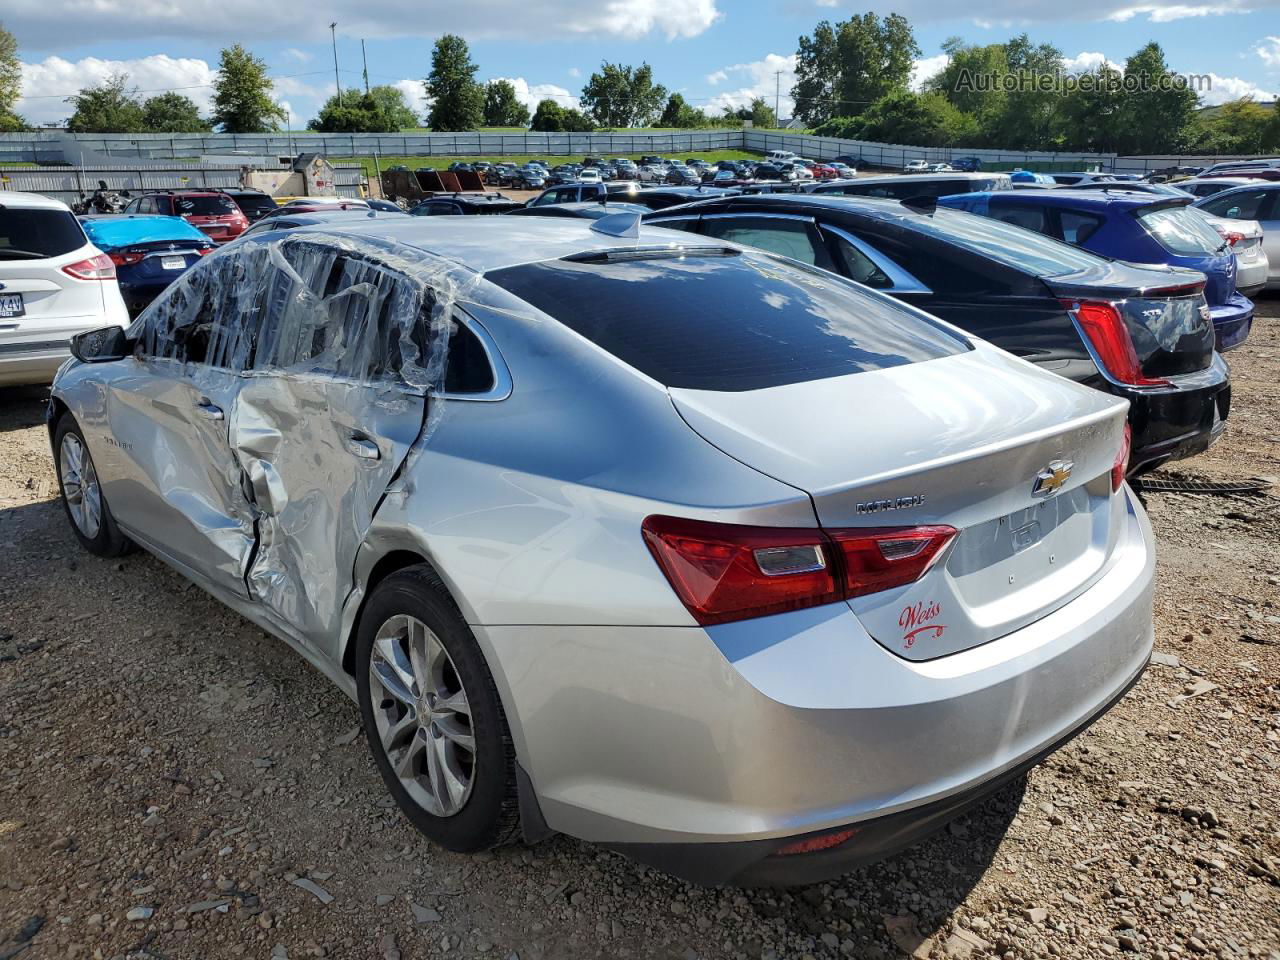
<box><xmin>0</xmin><ymin>293</ymin><xmax>24</xmax><ymax>318</ymax></box>
<box><xmin>161</xmin><ymin>256</ymin><xmax>186</xmax><ymax>270</ymax></box>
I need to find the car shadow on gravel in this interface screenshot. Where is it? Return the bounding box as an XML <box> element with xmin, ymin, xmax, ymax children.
<box><xmin>0</xmin><ymin>386</ymin><xmax>50</xmax><ymax>434</ymax></box>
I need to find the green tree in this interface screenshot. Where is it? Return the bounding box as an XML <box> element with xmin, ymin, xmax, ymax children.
<box><xmin>529</xmin><ymin>98</ymin><xmax>594</xmax><ymax>132</ymax></box>
<box><xmin>792</xmin><ymin>21</ymin><xmax>840</xmax><ymax>126</ymax></box>
<box><xmin>66</xmin><ymin>74</ymin><xmax>146</xmax><ymax>133</ymax></box>
<box><xmin>211</xmin><ymin>44</ymin><xmax>285</xmax><ymax>133</ymax></box>
<box><xmin>140</xmin><ymin>92</ymin><xmax>210</xmax><ymax>132</ymax></box>
<box><xmin>0</xmin><ymin>21</ymin><xmax>23</xmax><ymax>131</ymax></box>
<box><xmin>425</xmin><ymin>34</ymin><xmax>484</xmax><ymax>131</ymax></box>
<box><xmin>367</xmin><ymin>84</ymin><xmax>419</xmax><ymax>129</ymax></box>
<box><xmin>792</xmin><ymin>14</ymin><xmax>918</xmax><ymax>124</ymax></box>
<box><xmin>308</xmin><ymin>88</ymin><xmax>398</xmax><ymax>132</ymax></box>
<box><xmin>659</xmin><ymin>92</ymin><xmax>709</xmax><ymax>128</ymax></box>
<box><xmin>580</xmin><ymin>62</ymin><xmax>667</xmax><ymax>128</ymax></box>
<box><xmin>1059</xmin><ymin>64</ymin><xmax>1127</xmax><ymax>152</ymax></box>
<box><xmin>1114</xmin><ymin>42</ymin><xmax>1198</xmax><ymax>154</ymax></box>
<box><xmin>928</xmin><ymin>37</ymin><xmax>1008</xmax><ymax>135</ymax></box>
<box><xmin>850</xmin><ymin>90</ymin><xmax>976</xmax><ymax>146</ymax></box>
<box><xmin>483</xmin><ymin>79</ymin><xmax>530</xmax><ymax>127</ymax></box>
<box><xmin>1189</xmin><ymin>99</ymin><xmax>1276</xmax><ymax>154</ymax></box>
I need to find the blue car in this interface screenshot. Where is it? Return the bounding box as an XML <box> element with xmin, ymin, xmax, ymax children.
<box><xmin>937</xmin><ymin>189</ymin><xmax>1253</xmax><ymax>352</ymax></box>
<box><xmin>79</xmin><ymin>215</ymin><xmax>214</xmax><ymax>314</ymax></box>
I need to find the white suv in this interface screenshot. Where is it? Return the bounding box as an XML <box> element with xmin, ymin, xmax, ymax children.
<box><xmin>0</xmin><ymin>192</ymin><xmax>129</xmax><ymax>386</ymax></box>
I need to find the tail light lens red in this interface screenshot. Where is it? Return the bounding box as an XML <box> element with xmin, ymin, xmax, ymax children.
<box><xmin>1221</xmin><ymin>231</ymin><xmax>1244</xmax><ymax>247</ymax></box>
<box><xmin>1112</xmin><ymin>422</ymin><xmax>1132</xmax><ymax>492</ymax></box>
<box><xmin>642</xmin><ymin>516</ymin><xmax>956</xmax><ymax>626</ymax></box>
<box><xmin>107</xmin><ymin>251</ymin><xmax>145</xmax><ymax>267</ymax></box>
<box><xmin>1062</xmin><ymin>299</ymin><xmax>1171</xmax><ymax>388</ymax></box>
<box><xmin>774</xmin><ymin>828</ymin><xmax>859</xmax><ymax>856</ymax></box>
<box><xmin>62</xmin><ymin>253</ymin><xmax>116</xmax><ymax>281</ymax></box>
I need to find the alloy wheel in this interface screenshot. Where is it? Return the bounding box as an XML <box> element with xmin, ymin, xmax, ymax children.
<box><xmin>368</xmin><ymin>614</ymin><xmax>476</xmax><ymax>817</ymax></box>
<box><xmin>60</xmin><ymin>433</ymin><xmax>102</xmax><ymax>539</ymax></box>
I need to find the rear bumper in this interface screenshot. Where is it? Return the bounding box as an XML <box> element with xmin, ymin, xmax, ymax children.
<box><xmin>479</xmin><ymin>488</ymin><xmax>1155</xmax><ymax>885</ymax></box>
<box><xmin>1210</xmin><ymin>294</ymin><xmax>1253</xmax><ymax>352</ymax></box>
<box><xmin>1125</xmin><ymin>352</ymin><xmax>1231</xmax><ymax>475</ymax></box>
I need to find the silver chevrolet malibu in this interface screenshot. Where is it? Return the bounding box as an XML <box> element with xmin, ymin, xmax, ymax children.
<box><xmin>48</xmin><ymin>215</ymin><xmax>1153</xmax><ymax>885</ymax></box>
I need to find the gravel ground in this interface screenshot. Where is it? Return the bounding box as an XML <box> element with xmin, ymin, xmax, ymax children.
<box><xmin>1</xmin><ymin>299</ymin><xmax>1278</xmax><ymax>960</ymax></box>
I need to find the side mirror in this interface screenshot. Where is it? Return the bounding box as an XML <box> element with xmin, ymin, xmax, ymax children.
<box><xmin>70</xmin><ymin>326</ymin><xmax>132</xmax><ymax>363</ymax></box>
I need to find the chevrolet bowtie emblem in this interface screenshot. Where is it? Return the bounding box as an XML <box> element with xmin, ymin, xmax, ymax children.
<box><xmin>1032</xmin><ymin>460</ymin><xmax>1074</xmax><ymax>498</ymax></box>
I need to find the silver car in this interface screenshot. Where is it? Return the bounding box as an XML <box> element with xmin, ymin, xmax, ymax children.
<box><xmin>48</xmin><ymin>215</ymin><xmax>1154</xmax><ymax>885</ymax></box>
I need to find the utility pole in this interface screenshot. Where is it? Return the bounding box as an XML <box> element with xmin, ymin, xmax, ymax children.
<box><xmin>774</xmin><ymin>71</ymin><xmax>783</xmax><ymax>126</ymax></box>
<box><xmin>330</xmin><ymin>23</ymin><xmax>342</xmax><ymax>106</ymax></box>
<box><xmin>362</xmin><ymin>40</ymin><xmax>370</xmax><ymax>95</ymax></box>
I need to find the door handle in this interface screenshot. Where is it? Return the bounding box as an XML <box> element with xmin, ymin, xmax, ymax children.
<box><xmin>346</xmin><ymin>435</ymin><xmax>380</xmax><ymax>460</ymax></box>
<box><xmin>194</xmin><ymin>399</ymin><xmax>224</xmax><ymax>421</ymax></box>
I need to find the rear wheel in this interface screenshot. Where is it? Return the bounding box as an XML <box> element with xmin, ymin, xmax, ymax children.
<box><xmin>356</xmin><ymin>566</ymin><xmax>519</xmax><ymax>851</ymax></box>
<box><xmin>54</xmin><ymin>414</ymin><xmax>133</xmax><ymax>557</ymax></box>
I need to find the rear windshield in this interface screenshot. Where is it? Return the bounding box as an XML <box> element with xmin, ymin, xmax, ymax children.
<box><xmin>1138</xmin><ymin>206</ymin><xmax>1224</xmax><ymax>256</ymax></box>
<box><xmin>487</xmin><ymin>251</ymin><xmax>966</xmax><ymax>391</ymax></box>
<box><xmin>175</xmin><ymin>195</ymin><xmax>238</xmax><ymax>216</ymax></box>
<box><xmin>0</xmin><ymin>208</ymin><xmax>86</xmax><ymax>259</ymax></box>
<box><xmin>917</xmin><ymin>208</ymin><xmax>1109</xmax><ymax>277</ymax></box>
<box><xmin>231</xmin><ymin>194</ymin><xmax>278</xmax><ymax>215</ymax></box>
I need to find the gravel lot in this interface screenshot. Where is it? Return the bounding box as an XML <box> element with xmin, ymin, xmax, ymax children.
<box><xmin>1</xmin><ymin>299</ymin><xmax>1277</xmax><ymax>960</ymax></box>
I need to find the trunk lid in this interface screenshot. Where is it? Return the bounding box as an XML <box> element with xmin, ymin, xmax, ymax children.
<box><xmin>670</xmin><ymin>347</ymin><xmax>1130</xmax><ymax>660</ymax></box>
<box><xmin>1045</xmin><ymin>266</ymin><xmax>1216</xmax><ymax>378</ymax></box>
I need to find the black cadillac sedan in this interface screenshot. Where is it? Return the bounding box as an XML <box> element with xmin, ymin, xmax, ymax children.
<box><xmin>646</xmin><ymin>193</ymin><xmax>1230</xmax><ymax>476</ymax></box>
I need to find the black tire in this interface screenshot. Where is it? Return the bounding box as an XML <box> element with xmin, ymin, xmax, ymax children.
<box><xmin>53</xmin><ymin>413</ymin><xmax>133</xmax><ymax>557</ymax></box>
<box><xmin>356</xmin><ymin>565</ymin><xmax>519</xmax><ymax>851</ymax></box>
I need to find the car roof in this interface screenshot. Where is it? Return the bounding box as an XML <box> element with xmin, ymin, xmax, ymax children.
<box><xmin>964</xmin><ymin>188</ymin><xmax>1181</xmax><ymax>209</ymax></box>
<box><xmin>0</xmin><ymin>191</ymin><xmax>73</xmax><ymax>211</ymax></box>
<box><xmin>279</xmin><ymin>214</ymin><xmax>709</xmax><ymax>275</ymax></box>
<box><xmin>1193</xmin><ymin>181</ymin><xmax>1280</xmax><ymax>200</ymax></box>
<box><xmin>843</xmin><ymin>172</ymin><xmax>1008</xmax><ymax>184</ymax></box>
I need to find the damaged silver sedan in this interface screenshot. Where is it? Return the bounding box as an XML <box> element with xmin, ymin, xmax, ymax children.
<box><xmin>49</xmin><ymin>216</ymin><xmax>1154</xmax><ymax>885</ymax></box>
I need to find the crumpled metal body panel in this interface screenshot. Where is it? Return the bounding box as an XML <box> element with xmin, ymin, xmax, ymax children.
<box><xmin>78</xmin><ymin>228</ymin><xmax>473</xmax><ymax>646</ymax></box>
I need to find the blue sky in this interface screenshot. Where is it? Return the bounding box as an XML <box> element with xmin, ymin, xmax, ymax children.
<box><xmin>7</xmin><ymin>1</ymin><xmax>1279</xmax><ymax>127</ymax></box>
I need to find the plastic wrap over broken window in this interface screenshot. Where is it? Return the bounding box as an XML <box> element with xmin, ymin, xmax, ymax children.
<box><xmin>134</xmin><ymin>230</ymin><xmax>476</xmax><ymax>406</ymax></box>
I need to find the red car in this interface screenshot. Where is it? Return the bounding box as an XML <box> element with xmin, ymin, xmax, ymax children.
<box><xmin>122</xmin><ymin>191</ymin><xmax>249</xmax><ymax>243</ymax></box>
<box><xmin>808</xmin><ymin>163</ymin><xmax>840</xmax><ymax>180</ymax></box>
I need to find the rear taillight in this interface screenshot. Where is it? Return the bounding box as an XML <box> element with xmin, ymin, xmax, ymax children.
<box><xmin>829</xmin><ymin>526</ymin><xmax>957</xmax><ymax>598</ymax></box>
<box><xmin>1063</xmin><ymin>299</ymin><xmax>1171</xmax><ymax>388</ymax></box>
<box><xmin>62</xmin><ymin>253</ymin><xmax>116</xmax><ymax>281</ymax></box>
<box><xmin>197</xmin><ymin>247</ymin><xmax>214</xmax><ymax>256</ymax></box>
<box><xmin>641</xmin><ymin>516</ymin><xmax>957</xmax><ymax>626</ymax></box>
<box><xmin>1222</xmin><ymin>231</ymin><xmax>1244</xmax><ymax>247</ymax></box>
<box><xmin>107</xmin><ymin>251</ymin><xmax>144</xmax><ymax>267</ymax></box>
<box><xmin>1112</xmin><ymin>422</ymin><xmax>1131</xmax><ymax>492</ymax></box>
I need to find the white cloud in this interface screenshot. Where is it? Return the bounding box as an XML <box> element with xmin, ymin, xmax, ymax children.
<box><xmin>392</xmin><ymin>79</ymin><xmax>430</xmax><ymax>121</ymax></box>
<box><xmin>1196</xmin><ymin>73</ymin><xmax>1279</xmax><ymax>104</ymax></box>
<box><xmin>16</xmin><ymin>55</ymin><xmax>218</xmax><ymax>126</ymax></box>
<box><xmin>3</xmin><ymin>0</ymin><xmax>721</xmax><ymax>49</ymax></box>
<box><xmin>1060</xmin><ymin>51</ymin><xmax>1124</xmax><ymax>73</ymax></box>
<box><xmin>568</xmin><ymin>67</ymin><xmax>581</xmax><ymax>78</ymax></box>
<box><xmin>489</xmin><ymin>76</ymin><xmax>579</xmax><ymax>114</ymax></box>
<box><xmin>910</xmin><ymin>54</ymin><xmax>951</xmax><ymax>91</ymax></box>
<box><xmin>704</xmin><ymin>53</ymin><xmax>796</xmax><ymax>119</ymax></box>
<box><xmin>283</xmin><ymin>48</ymin><xmax>312</xmax><ymax>63</ymax></box>
<box><xmin>1257</xmin><ymin>36</ymin><xmax>1280</xmax><ymax>70</ymax></box>
<box><xmin>1106</xmin><ymin>1</ymin><xmax>1251</xmax><ymax>20</ymax></box>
